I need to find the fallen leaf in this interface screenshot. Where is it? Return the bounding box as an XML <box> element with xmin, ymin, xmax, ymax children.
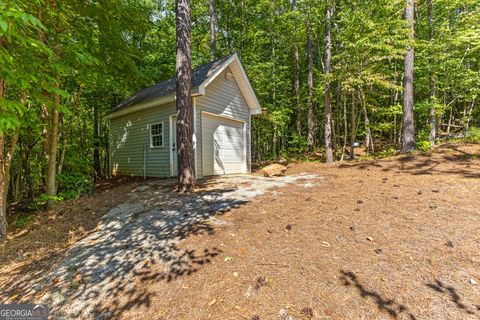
<box><xmin>324</xmin><ymin>308</ymin><xmax>333</xmax><ymax>316</ymax></box>
<box><xmin>8</xmin><ymin>294</ymin><xmax>19</xmax><ymax>302</ymax></box>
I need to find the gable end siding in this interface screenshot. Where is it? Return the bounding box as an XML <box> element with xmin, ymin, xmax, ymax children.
<box><xmin>196</xmin><ymin>67</ymin><xmax>251</xmax><ymax>174</ymax></box>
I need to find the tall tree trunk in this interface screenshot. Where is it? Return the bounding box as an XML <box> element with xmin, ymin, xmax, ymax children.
<box><xmin>465</xmin><ymin>99</ymin><xmax>475</xmax><ymax>132</ymax></box>
<box><xmin>209</xmin><ymin>0</ymin><xmax>216</xmax><ymax>60</ymax></box>
<box><xmin>292</xmin><ymin>0</ymin><xmax>302</xmax><ymax>136</ymax></box>
<box><xmin>0</xmin><ymin>134</ymin><xmax>5</xmax><ymax>241</ymax></box>
<box><xmin>428</xmin><ymin>0</ymin><xmax>436</xmax><ymax>145</ymax></box>
<box><xmin>402</xmin><ymin>0</ymin><xmax>416</xmax><ymax>152</ymax></box>
<box><xmin>176</xmin><ymin>0</ymin><xmax>195</xmax><ymax>192</ymax></box>
<box><xmin>93</xmin><ymin>103</ymin><xmax>101</xmax><ymax>180</ymax></box>
<box><xmin>349</xmin><ymin>93</ymin><xmax>359</xmax><ymax>160</ymax></box>
<box><xmin>46</xmin><ymin>2</ymin><xmax>62</xmax><ymax>199</ymax></box>
<box><xmin>46</xmin><ymin>92</ymin><xmax>60</xmax><ymax>197</ymax></box>
<box><xmin>360</xmin><ymin>91</ymin><xmax>374</xmax><ymax>155</ymax></box>
<box><xmin>0</xmin><ymin>44</ymin><xmax>6</xmax><ymax>239</ymax></box>
<box><xmin>58</xmin><ymin>90</ymin><xmax>80</xmax><ymax>177</ymax></box>
<box><xmin>340</xmin><ymin>93</ymin><xmax>348</xmax><ymax>161</ymax></box>
<box><xmin>306</xmin><ymin>17</ymin><xmax>315</xmax><ymax>152</ymax></box>
<box><xmin>324</xmin><ymin>2</ymin><xmax>334</xmax><ymax>162</ymax></box>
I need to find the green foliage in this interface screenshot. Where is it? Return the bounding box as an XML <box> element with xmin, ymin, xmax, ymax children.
<box><xmin>376</xmin><ymin>147</ymin><xmax>397</xmax><ymax>159</ymax></box>
<box><xmin>15</xmin><ymin>214</ymin><xmax>35</xmax><ymax>229</ymax></box>
<box><xmin>57</xmin><ymin>172</ymin><xmax>94</xmax><ymax>200</ymax></box>
<box><xmin>416</xmin><ymin>130</ymin><xmax>433</xmax><ymax>152</ymax></box>
<box><xmin>466</xmin><ymin>127</ymin><xmax>480</xmax><ymax>143</ymax></box>
<box><xmin>28</xmin><ymin>194</ymin><xmax>64</xmax><ymax>211</ymax></box>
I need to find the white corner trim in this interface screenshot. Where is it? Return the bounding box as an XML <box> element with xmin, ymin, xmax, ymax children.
<box><xmin>169</xmin><ymin>114</ymin><xmax>176</xmax><ymax>177</ymax></box>
<box><xmin>193</xmin><ymin>97</ymin><xmax>198</xmax><ymax>179</ymax></box>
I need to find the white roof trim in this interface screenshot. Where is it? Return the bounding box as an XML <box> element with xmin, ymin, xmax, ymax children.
<box><xmin>199</xmin><ymin>53</ymin><xmax>261</xmax><ymax>114</ymax></box>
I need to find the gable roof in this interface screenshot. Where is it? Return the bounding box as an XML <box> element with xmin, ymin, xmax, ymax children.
<box><xmin>108</xmin><ymin>53</ymin><xmax>261</xmax><ymax>119</ymax></box>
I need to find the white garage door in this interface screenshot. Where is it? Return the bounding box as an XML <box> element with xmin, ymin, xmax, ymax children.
<box><xmin>202</xmin><ymin>113</ymin><xmax>245</xmax><ymax>176</ymax></box>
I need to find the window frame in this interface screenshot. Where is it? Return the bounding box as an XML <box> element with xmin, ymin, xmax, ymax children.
<box><xmin>149</xmin><ymin>122</ymin><xmax>164</xmax><ymax>148</ymax></box>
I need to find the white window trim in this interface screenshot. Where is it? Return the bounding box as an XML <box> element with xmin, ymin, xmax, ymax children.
<box><xmin>149</xmin><ymin>122</ymin><xmax>164</xmax><ymax>148</ymax></box>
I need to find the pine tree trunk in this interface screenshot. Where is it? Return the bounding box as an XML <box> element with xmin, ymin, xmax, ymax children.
<box><xmin>176</xmin><ymin>0</ymin><xmax>195</xmax><ymax>193</ymax></box>
<box><xmin>324</xmin><ymin>2</ymin><xmax>334</xmax><ymax>162</ymax></box>
<box><xmin>306</xmin><ymin>18</ymin><xmax>315</xmax><ymax>152</ymax></box>
<box><xmin>402</xmin><ymin>0</ymin><xmax>416</xmax><ymax>152</ymax></box>
<box><xmin>209</xmin><ymin>0</ymin><xmax>216</xmax><ymax>60</ymax></box>
<box><xmin>428</xmin><ymin>0</ymin><xmax>436</xmax><ymax>145</ymax></box>
<box><xmin>293</xmin><ymin>0</ymin><xmax>302</xmax><ymax>136</ymax></box>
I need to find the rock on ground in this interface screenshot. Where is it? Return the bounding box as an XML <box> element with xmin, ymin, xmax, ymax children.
<box><xmin>262</xmin><ymin>164</ymin><xmax>288</xmax><ymax>177</ymax></box>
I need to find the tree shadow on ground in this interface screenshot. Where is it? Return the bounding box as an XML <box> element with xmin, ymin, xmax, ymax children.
<box><xmin>426</xmin><ymin>280</ymin><xmax>478</xmax><ymax>315</ymax></box>
<box><xmin>339</xmin><ymin>270</ymin><xmax>417</xmax><ymax>320</ymax></box>
<box><xmin>1</xmin><ymin>180</ymin><xmax>254</xmax><ymax>319</ymax></box>
<box><xmin>338</xmin><ymin>144</ymin><xmax>480</xmax><ymax>179</ymax></box>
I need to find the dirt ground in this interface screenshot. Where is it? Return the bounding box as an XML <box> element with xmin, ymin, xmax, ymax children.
<box><xmin>1</xmin><ymin>143</ymin><xmax>480</xmax><ymax>319</ymax></box>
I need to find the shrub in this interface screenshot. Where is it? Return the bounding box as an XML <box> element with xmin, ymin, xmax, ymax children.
<box><xmin>466</xmin><ymin>127</ymin><xmax>480</xmax><ymax>143</ymax></box>
<box><xmin>416</xmin><ymin>130</ymin><xmax>432</xmax><ymax>152</ymax></box>
<box><xmin>15</xmin><ymin>214</ymin><xmax>36</xmax><ymax>229</ymax></box>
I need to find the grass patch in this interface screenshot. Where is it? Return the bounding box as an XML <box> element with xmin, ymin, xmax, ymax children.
<box><xmin>15</xmin><ymin>214</ymin><xmax>36</xmax><ymax>229</ymax></box>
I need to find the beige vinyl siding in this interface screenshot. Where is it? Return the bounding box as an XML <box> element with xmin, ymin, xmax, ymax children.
<box><xmin>196</xmin><ymin>67</ymin><xmax>251</xmax><ymax>173</ymax></box>
<box><xmin>110</xmin><ymin>102</ymin><xmax>175</xmax><ymax>177</ymax></box>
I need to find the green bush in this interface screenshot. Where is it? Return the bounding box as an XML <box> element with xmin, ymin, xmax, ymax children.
<box><xmin>57</xmin><ymin>172</ymin><xmax>94</xmax><ymax>200</ymax></box>
<box><xmin>416</xmin><ymin>129</ymin><xmax>432</xmax><ymax>152</ymax></box>
<box><xmin>466</xmin><ymin>127</ymin><xmax>480</xmax><ymax>143</ymax></box>
<box><xmin>28</xmin><ymin>193</ymin><xmax>64</xmax><ymax>210</ymax></box>
<box><xmin>15</xmin><ymin>214</ymin><xmax>36</xmax><ymax>229</ymax></box>
<box><xmin>377</xmin><ymin>147</ymin><xmax>397</xmax><ymax>158</ymax></box>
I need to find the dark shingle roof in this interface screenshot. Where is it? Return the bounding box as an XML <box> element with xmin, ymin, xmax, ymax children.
<box><xmin>113</xmin><ymin>55</ymin><xmax>232</xmax><ymax>112</ymax></box>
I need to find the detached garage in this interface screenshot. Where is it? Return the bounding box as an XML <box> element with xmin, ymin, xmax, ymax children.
<box><xmin>106</xmin><ymin>53</ymin><xmax>261</xmax><ymax>179</ymax></box>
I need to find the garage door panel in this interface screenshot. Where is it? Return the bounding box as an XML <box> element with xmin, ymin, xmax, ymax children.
<box><xmin>202</xmin><ymin>114</ymin><xmax>245</xmax><ymax>176</ymax></box>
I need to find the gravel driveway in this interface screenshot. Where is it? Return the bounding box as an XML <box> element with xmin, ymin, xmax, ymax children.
<box><xmin>34</xmin><ymin>173</ymin><xmax>320</xmax><ymax>319</ymax></box>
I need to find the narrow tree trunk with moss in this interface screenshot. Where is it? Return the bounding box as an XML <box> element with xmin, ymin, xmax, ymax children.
<box><xmin>324</xmin><ymin>2</ymin><xmax>334</xmax><ymax>162</ymax></box>
<box><xmin>176</xmin><ymin>0</ymin><xmax>195</xmax><ymax>192</ymax></box>
<box><xmin>402</xmin><ymin>0</ymin><xmax>416</xmax><ymax>152</ymax></box>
